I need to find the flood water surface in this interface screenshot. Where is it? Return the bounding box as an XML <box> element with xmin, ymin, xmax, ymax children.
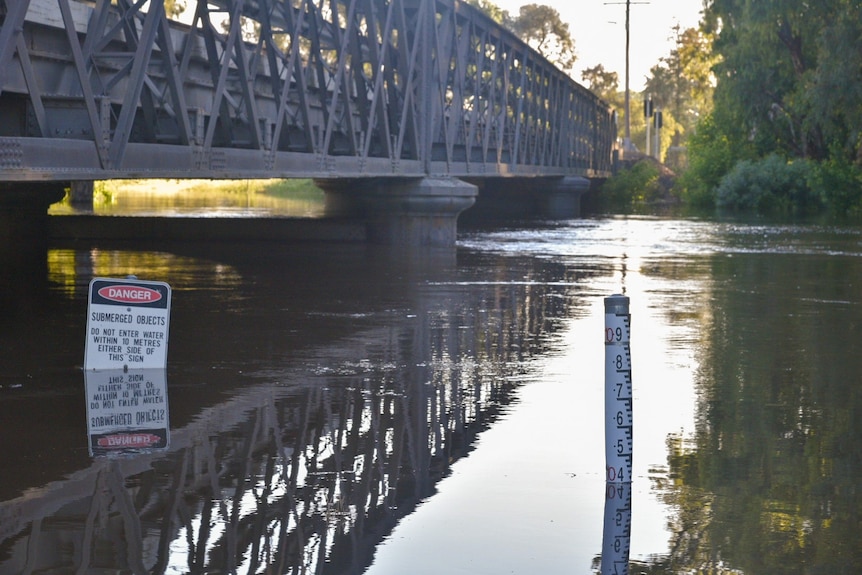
<box><xmin>2</xmin><ymin>215</ymin><xmax>862</xmax><ymax>574</ymax></box>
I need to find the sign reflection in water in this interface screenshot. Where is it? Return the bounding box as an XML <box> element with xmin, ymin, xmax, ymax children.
<box><xmin>84</xmin><ymin>369</ymin><xmax>169</xmax><ymax>456</ymax></box>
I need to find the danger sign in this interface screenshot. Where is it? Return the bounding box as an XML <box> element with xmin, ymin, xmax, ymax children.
<box><xmin>85</xmin><ymin>277</ymin><xmax>171</xmax><ymax>371</ymax></box>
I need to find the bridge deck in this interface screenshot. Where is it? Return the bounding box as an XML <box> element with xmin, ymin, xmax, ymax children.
<box><xmin>0</xmin><ymin>0</ymin><xmax>615</xmax><ymax>182</ymax></box>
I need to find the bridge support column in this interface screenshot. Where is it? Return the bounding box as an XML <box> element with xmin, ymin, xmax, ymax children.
<box><xmin>0</xmin><ymin>182</ymin><xmax>66</xmax><ymax>247</ymax></box>
<box><xmin>538</xmin><ymin>176</ymin><xmax>591</xmax><ymax>218</ymax></box>
<box><xmin>0</xmin><ymin>183</ymin><xmax>65</xmax><ymax>318</ymax></box>
<box><xmin>463</xmin><ymin>176</ymin><xmax>591</xmax><ymax>222</ymax></box>
<box><xmin>69</xmin><ymin>181</ymin><xmax>95</xmax><ymax>207</ymax></box>
<box><xmin>319</xmin><ymin>177</ymin><xmax>477</xmax><ymax>247</ymax></box>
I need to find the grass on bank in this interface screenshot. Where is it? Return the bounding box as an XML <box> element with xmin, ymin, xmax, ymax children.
<box><xmin>89</xmin><ymin>178</ymin><xmax>322</xmax><ymax>201</ymax></box>
<box><xmin>52</xmin><ymin>178</ymin><xmax>325</xmax><ymax>216</ymax></box>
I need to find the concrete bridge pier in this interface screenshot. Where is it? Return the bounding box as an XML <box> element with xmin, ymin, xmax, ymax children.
<box><xmin>318</xmin><ymin>177</ymin><xmax>478</xmax><ymax>247</ymax></box>
<box><xmin>69</xmin><ymin>181</ymin><xmax>95</xmax><ymax>208</ymax></box>
<box><xmin>464</xmin><ymin>176</ymin><xmax>591</xmax><ymax>221</ymax></box>
<box><xmin>0</xmin><ymin>183</ymin><xmax>66</xmax><ymax>297</ymax></box>
<box><xmin>0</xmin><ymin>182</ymin><xmax>66</xmax><ymax>251</ymax></box>
<box><xmin>538</xmin><ymin>176</ymin><xmax>592</xmax><ymax>218</ymax></box>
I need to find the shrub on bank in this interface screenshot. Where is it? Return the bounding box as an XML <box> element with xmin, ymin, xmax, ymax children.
<box><xmin>676</xmin><ymin>114</ymin><xmax>746</xmax><ymax>209</ymax></box>
<box><xmin>714</xmin><ymin>154</ymin><xmax>822</xmax><ymax>214</ymax></box>
<box><xmin>600</xmin><ymin>161</ymin><xmax>662</xmax><ymax>210</ymax></box>
<box><xmin>808</xmin><ymin>154</ymin><xmax>862</xmax><ymax>217</ymax></box>
<box><xmin>713</xmin><ymin>154</ymin><xmax>862</xmax><ymax>216</ymax></box>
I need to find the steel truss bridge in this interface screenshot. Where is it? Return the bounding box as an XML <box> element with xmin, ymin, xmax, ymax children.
<box><xmin>0</xmin><ymin>0</ymin><xmax>615</xmax><ymax>181</ymax></box>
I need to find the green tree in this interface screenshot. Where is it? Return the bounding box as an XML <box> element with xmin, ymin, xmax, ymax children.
<box><xmin>582</xmin><ymin>65</ymin><xmax>636</xmax><ymax>145</ymax></box>
<box><xmin>703</xmin><ymin>0</ymin><xmax>838</xmax><ymax>161</ymax></box>
<box><xmin>164</xmin><ymin>0</ymin><xmax>185</xmax><ymax>19</ymax></box>
<box><xmin>510</xmin><ymin>4</ymin><xmax>577</xmax><ymax>74</ymax></box>
<box><xmin>681</xmin><ymin>0</ymin><xmax>862</xmax><ymax>213</ymax></box>
<box><xmin>675</xmin><ymin>28</ymin><xmax>716</xmax><ymax>122</ymax></box>
<box><xmin>581</xmin><ymin>64</ymin><xmax>619</xmax><ymax>103</ymax></box>
<box><xmin>463</xmin><ymin>0</ymin><xmax>510</xmax><ymax>25</ymax></box>
<box><xmin>806</xmin><ymin>13</ymin><xmax>862</xmax><ymax>164</ymax></box>
<box><xmin>644</xmin><ymin>27</ymin><xmax>717</xmax><ymax>144</ymax></box>
<box><xmin>465</xmin><ymin>1</ymin><xmax>578</xmax><ymax>76</ymax></box>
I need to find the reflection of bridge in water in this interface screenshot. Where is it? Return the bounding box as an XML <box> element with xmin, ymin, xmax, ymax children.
<box><xmin>0</xmin><ymin>250</ymin><xmax>595</xmax><ymax>573</ymax></box>
<box><xmin>1</xmin><ymin>0</ymin><xmax>615</xmax><ymax>245</ymax></box>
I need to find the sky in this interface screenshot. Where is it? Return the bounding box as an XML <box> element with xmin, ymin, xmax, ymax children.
<box><xmin>492</xmin><ymin>0</ymin><xmax>705</xmax><ymax>90</ymax></box>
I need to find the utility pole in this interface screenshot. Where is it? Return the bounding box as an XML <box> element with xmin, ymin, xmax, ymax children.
<box><xmin>605</xmin><ymin>0</ymin><xmax>649</xmax><ymax>154</ymax></box>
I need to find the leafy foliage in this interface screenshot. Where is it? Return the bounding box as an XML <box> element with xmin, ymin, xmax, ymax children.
<box><xmin>581</xmin><ymin>64</ymin><xmax>619</xmax><ymax>104</ymax></box>
<box><xmin>808</xmin><ymin>154</ymin><xmax>862</xmax><ymax>216</ymax></box>
<box><xmin>644</xmin><ymin>27</ymin><xmax>719</xmax><ymax>143</ymax></box>
<box><xmin>462</xmin><ymin>0</ymin><xmax>508</xmax><ymax>24</ymax></box>
<box><xmin>465</xmin><ymin>0</ymin><xmax>577</xmax><ymax>75</ymax></box>
<box><xmin>677</xmin><ymin>113</ymin><xmax>752</xmax><ymax>208</ymax></box>
<box><xmin>687</xmin><ymin>0</ymin><xmax>862</xmax><ymax>215</ymax></box>
<box><xmin>509</xmin><ymin>4</ymin><xmax>577</xmax><ymax>73</ymax></box>
<box><xmin>714</xmin><ymin>154</ymin><xmax>821</xmax><ymax>214</ymax></box>
<box><xmin>600</xmin><ymin>161</ymin><xmax>662</xmax><ymax>210</ymax></box>
<box><xmin>704</xmin><ymin>0</ymin><xmax>862</xmax><ymax>161</ymax></box>
<box><xmin>164</xmin><ymin>0</ymin><xmax>186</xmax><ymax>18</ymax></box>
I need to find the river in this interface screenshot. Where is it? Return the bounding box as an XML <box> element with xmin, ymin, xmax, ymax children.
<box><xmin>1</xmin><ymin>192</ymin><xmax>861</xmax><ymax>574</ymax></box>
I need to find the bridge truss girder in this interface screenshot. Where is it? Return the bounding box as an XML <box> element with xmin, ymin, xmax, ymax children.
<box><xmin>0</xmin><ymin>0</ymin><xmax>615</xmax><ymax>181</ymax></box>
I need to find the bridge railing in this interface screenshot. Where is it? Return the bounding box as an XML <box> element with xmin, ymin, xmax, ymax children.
<box><xmin>0</xmin><ymin>0</ymin><xmax>614</xmax><ymax>181</ymax></box>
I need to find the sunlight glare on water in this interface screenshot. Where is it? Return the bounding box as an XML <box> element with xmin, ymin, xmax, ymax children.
<box><xmin>368</xmin><ymin>217</ymin><xmax>709</xmax><ymax>573</ymax></box>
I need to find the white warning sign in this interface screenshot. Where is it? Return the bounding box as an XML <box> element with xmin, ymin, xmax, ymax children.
<box><xmin>85</xmin><ymin>277</ymin><xmax>171</xmax><ymax>371</ymax></box>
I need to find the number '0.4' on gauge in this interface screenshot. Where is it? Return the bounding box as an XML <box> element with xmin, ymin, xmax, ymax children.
<box><xmin>84</xmin><ymin>277</ymin><xmax>172</xmax><ymax>371</ymax></box>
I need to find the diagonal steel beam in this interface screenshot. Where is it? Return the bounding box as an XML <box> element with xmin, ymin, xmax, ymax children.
<box><xmin>15</xmin><ymin>34</ymin><xmax>47</xmax><ymax>136</ymax></box>
<box><xmin>228</xmin><ymin>1</ymin><xmax>262</xmax><ymax>150</ymax></box>
<box><xmin>203</xmin><ymin>0</ymin><xmax>246</xmax><ymax>149</ymax></box>
<box><xmin>0</xmin><ymin>0</ymin><xmax>614</xmax><ymax>179</ymax></box>
<box><xmin>57</xmin><ymin>0</ymin><xmax>110</xmax><ymax>168</ymax></box>
<box><xmin>268</xmin><ymin>0</ymin><xmax>315</xmax><ymax>155</ymax></box>
<box><xmin>392</xmin><ymin>0</ymin><xmax>422</xmax><ymax>163</ymax></box>
<box><xmin>320</xmin><ymin>0</ymin><xmax>359</xmax><ymax>157</ymax></box>
<box><xmin>109</xmin><ymin>0</ymin><xmax>163</xmax><ymax>167</ymax></box>
<box><xmin>155</xmin><ymin>11</ymin><xmax>193</xmax><ymax>146</ymax></box>
<box><xmin>0</xmin><ymin>0</ymin><xmax>32</xmax><ymax>99</ymax></box>
<box><xmin>359</xmin><ymin>0</ymin><xmax>395</xmax><ymax>160</ymax></box>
